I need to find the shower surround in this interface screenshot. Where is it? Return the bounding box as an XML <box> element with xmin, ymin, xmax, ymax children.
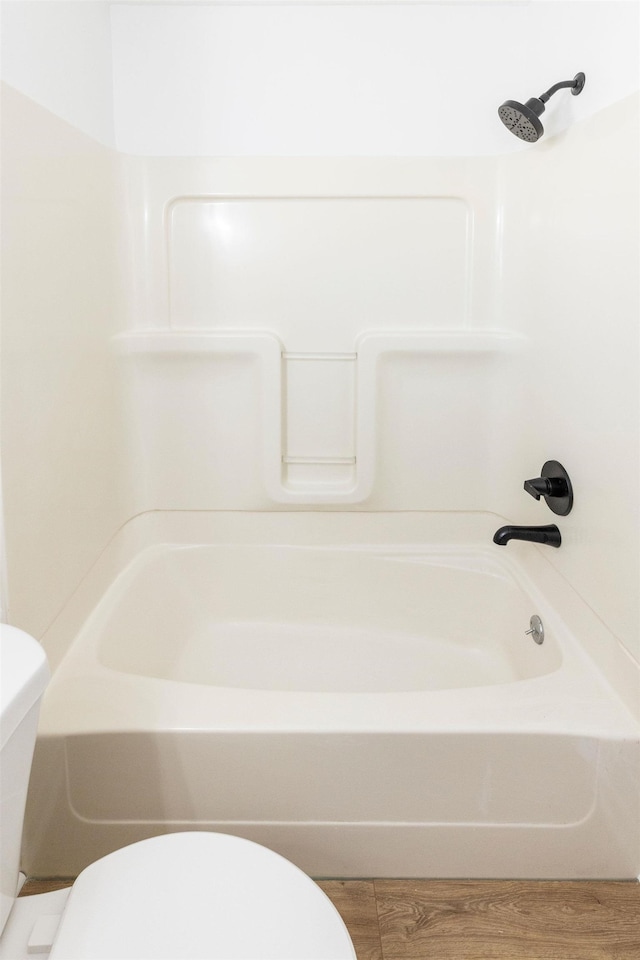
<box><xmin>1</xmin><ymin>2</ymin><xmax>639</xmax><ymax>880</ymax></box>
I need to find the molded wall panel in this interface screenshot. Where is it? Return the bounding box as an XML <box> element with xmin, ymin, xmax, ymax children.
<box><xmin>119</xmin><ymin>349</ymin><xmax>271</xmax><ymax>510</ymax></box>
<box><xmin>0</xmin><ymin>85</ymin><xmax>130</xmax><ymax>637</ymax></box>
<box><xmin>117</xmin><ymin>330</ymin><xmax>522</xmax><ymax>511</ymax></box>
<box><xmin>168</xmin><ymin>198</ymin><xmax>470</xmax><ymax>346</ymax></box>
<box><xmin>119</xmin><ymin>157</ymin><xmax>501</xmax><ymax>332</ymax></box>
<box><xmin>498</xmin><ymin>93</ymin><xmax>640</xmax><ymax>663</ymax></box>
<box><xmin>285</xmin><ymin>358</ymin><xmax>355</xmax><ymax>461</ymax></box>
<box><xmin>373</xmin><ymin>351</ymin><xmax>504</xmax><ymax>510</ymax></box>
<box><xmin>112</xmin><ymin>149</ymin><xmax>517</xmax><ymax>507</ymax></box>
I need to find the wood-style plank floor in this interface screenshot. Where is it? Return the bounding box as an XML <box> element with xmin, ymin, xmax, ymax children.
<box><xmin>20</xmin><ymin>878</ymin><xmax>640</xmax><ymax>959</ymax></box>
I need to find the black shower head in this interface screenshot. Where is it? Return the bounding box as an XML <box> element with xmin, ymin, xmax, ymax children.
<box><xmin>498</xmin><ymin>98</ymin><xmax>546</xmax><ymax>143</ymax></box>
<box><xmin>498</xmin><ymin>72</ymin><xmax>586</xmax><ymax>142</ymax></box>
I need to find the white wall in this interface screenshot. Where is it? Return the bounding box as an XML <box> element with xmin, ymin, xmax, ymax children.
<box><xmin>0</xmin><ymin>1</ymin><xmax>116</xmax><ymax>147</ymax></box>
<box><xmin>2</xmin><ymin>1</ymin><xmax>637</xmax><ymax>158</ymax></box>
<box><xmin>110</xmin><ymin>1</ymin><xmax>640</xmax><ymax>156</ymax></box>
<box><xmin>2</xmin><ymin>2</ymin><xmax>637</xmax><ymax>158</ymax></box>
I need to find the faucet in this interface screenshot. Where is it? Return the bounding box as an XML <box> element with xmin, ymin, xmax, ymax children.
<box><xmin>493</xmin><ymin>524</ymin><xmax>561</xmax><ymax>547</ymax></box>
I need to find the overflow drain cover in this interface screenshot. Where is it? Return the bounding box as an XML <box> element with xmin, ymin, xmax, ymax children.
<box><xmin>525</xmin><ymin>615</ymin><xmax>544</xmax><ymax>645</ymax></box>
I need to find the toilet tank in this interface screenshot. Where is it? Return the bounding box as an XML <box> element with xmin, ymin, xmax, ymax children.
<box><xmin>0</xmin><ymin>625</ymin><xmax>50</xmax><ymax>936</ymax></box>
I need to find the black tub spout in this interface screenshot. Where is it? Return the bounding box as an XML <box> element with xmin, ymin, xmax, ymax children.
<box><xmin>493</xmin><ymin>524</ymin><xmax>561</xmax><ymax>547</ymax></box>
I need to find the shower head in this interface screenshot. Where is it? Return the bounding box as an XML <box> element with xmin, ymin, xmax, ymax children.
<box><xmin>498</xmin><ymin>72</ymin><xmax>586</xmax><ymax>142</ymax></box>
<box><xmin>498</xmin><ymin>98</ymin><xmax>546</xmax><ymax>143</ymax></box>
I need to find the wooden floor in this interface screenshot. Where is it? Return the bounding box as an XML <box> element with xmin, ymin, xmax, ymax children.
<box><xmin>317</xmin><ymin>880</ymin><xmax>640</xmax><ymax>960</ymax></box>
<box><xmin>20</xmin><ymin>878</ymin><xmax>640</xmax><ymax>959</ymax></box>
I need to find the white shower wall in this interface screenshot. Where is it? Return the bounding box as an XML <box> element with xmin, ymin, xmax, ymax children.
<box><xmin>0</xmin><ymin>85</ymin><xmax>132</xmax><ymax>639</ymax></box>
<box><xmin>114</xmin><ymin>152</ymin><xmax>512</xmax><ymax>508</ymax></box>
<box><xmin>499</xmin><ymin>95</ymin><xmax>640</xmax><ymax>664</ymax></box>
<box><xmin>1</xmin><ymin>2</ymin><xmax>639</xmax><ymax>669</ymax></box>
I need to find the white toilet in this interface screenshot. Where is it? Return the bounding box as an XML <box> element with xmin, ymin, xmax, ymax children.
<box><xmin>0</xmin><ymin>625</ymin><xmax>356</xmax><ymax>959</ymax></box>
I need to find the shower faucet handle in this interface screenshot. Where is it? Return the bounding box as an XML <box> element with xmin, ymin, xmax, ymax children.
<box><xmin>523</xmin><ymin>460</ymin><xmax>573</xmax><ymax>517</ymax></box>
<box><xmin>523</xmin><ymin>476</ymin><xmax>567</xmax><ymax>500</ymax></box>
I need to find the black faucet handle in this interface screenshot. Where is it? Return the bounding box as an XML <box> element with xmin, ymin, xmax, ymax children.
<box><xmin>524</xmin><ymin>476</ymin><xmax>568</xmax><ymax>500</ymax></box>
<box><xmin>523</xmin><ymin>461</ymin><xmax>573</xmax><ymax>516</ymax></box>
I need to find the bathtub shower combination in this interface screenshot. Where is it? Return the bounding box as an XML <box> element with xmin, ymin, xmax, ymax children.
<box><xmin>14</xmin><ymin>134</ymin><xmax>640</xmax><ymax>881</ymax></box>
<box><xmin>24</xmin><ymin>513</ymin><xmax>639</xmax><ymax>880</ymax></box>
<box><xmin>3</xmin><ymin>2</ymin><xmax>639</xmax><ymax>887</ymax></box>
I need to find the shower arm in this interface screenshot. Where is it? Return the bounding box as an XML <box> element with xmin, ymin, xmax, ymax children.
<box><xmin>539</xmin><ymin>75</ymin><xmax>585</xmax><ymax>103</ymax></box>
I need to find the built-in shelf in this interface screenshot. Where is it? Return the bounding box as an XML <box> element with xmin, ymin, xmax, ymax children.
<box><xmin>113</xmin><ymin>329</ymin><xmax>527</xmax><ymax>503</ymax></box>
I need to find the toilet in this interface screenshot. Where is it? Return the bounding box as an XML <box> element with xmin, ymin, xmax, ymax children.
<box><xmin>0</xmin><ymin>625</ymin><xmax>356</xmax><ymax>959</ymax></box>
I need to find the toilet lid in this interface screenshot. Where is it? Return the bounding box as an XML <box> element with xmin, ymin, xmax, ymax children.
<box><xmin>49</xmin><ymin>833</ymin><xmax>355</xmax><ymax>960</ymax></box>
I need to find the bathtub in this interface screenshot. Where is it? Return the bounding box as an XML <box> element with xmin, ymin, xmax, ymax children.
<box><xmin>23</xmin><ymin>513</ymin><xmax>640</xmax><ymax>879</ymax></box>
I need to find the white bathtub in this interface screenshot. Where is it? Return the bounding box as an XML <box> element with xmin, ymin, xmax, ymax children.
<box><xmin>23</xmin><ymin>513</ymin><xmax>640</xmax><ymax>879</ymax></box>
